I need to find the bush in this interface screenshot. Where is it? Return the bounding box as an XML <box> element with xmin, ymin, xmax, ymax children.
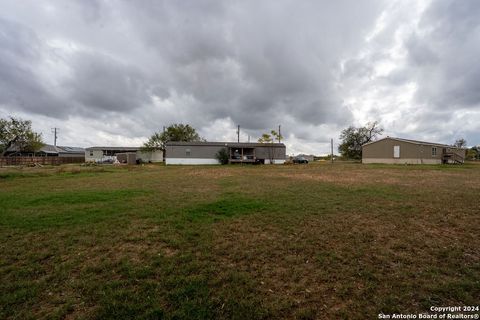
<box><xmin>215</xmin><ymin>148</ymin><xmax>229</xmax><ymax>165</ymax></box>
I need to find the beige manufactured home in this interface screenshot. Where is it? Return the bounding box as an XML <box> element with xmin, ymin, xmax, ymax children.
<box><xmin>165</xmin><ymin>141</ymin><xmax>286</xmax><ymax>165</ymax></box>
<box><xmin>362</xmin><ymin>137</ymin><xmax>465</xmax><ymax>164</ymax></box>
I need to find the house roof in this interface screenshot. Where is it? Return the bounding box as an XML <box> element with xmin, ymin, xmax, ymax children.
<box><xmin>363</xmin><ymin>136</ymin><xmax>458</xmax><ymax>148</ymax></box>
<box><xmin>165</xmin><ymin>141</ymin><xmax>286</xmax><ymax>148</ymax></box>
<box><xmin>5</xmin><ymin>143</ymin><xmax>84</xmax><ymax>154</ymax></box>
<box><xmin>39</xmin><ymin>144</ymin><xmax>62</xmax><ymax>154</ymax></box>
<box><xmin>57</xmin><ymin>146</ymin><xmax>85</xmax><ymax>153</ymax></box>
<box><xmin>85</xmin><ymin>146</ymin><xmax>141</xmax><ymax>151</ymax></box>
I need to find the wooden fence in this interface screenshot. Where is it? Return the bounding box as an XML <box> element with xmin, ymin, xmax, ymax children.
<box><xmin>0</xmin><ymin>156</ymin><xmax>85</xmax><ymax>166</ymax></box>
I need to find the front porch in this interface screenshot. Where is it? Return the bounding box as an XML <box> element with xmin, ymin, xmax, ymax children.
<box><xmin>228</xmin><ymin>147</ymin><xmax>256</xmax><ymax>164</ymax></box>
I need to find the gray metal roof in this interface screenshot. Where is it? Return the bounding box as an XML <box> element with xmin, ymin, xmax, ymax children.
<box><xmin>166</xmin><ymin>141</ymin><xmax>285</xmax><ymax>148</ymax></box>
<box><xmin>363</xmin><ymin>136</ymin><xmax>458</xmax><ymax>148</ymax></box>
<box><xmin>85</xmin><ymin>146</ymin><xmax>141</xmax><ymax>151</ymax></box>
<box><xmin>5</xmin><ymin>143</ymin><xmax>84</xmax><ymax>154</ymax></box>
<box><xmin>57</xmin><ymin>146</ymin><xmax>85</xmax><ymax>153</ymax></box>
<box><xmin>39</xmin><ymin>144</ymin><xmax>61</xmax><ymax>154</ymax></box>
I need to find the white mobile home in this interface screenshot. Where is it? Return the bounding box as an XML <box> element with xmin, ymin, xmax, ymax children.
<box><xmin>85</xmin><ymin>147</ymin><xmax>163</xmax><ymax>163</ymax></box>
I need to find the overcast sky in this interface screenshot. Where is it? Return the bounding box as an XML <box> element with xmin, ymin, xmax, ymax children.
<box><xmin>1</xmin><ymin>0</ymin><xmax>479</xmax><ymax>154</ymax></box>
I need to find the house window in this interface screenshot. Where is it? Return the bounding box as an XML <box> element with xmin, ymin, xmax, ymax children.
<box><xmin>186</xmin><ymin>148</ymin><xmax>191</xmax><ymax>156</ymax></box>
<box><xmin>89</xmin><ymin>150</ymin><xmax>94</xmax><ymax>156</ymax></box>
<box><xmin>432</xmin><ymin>147</ymin><xmax>437</xmax><ymax>156</ymax></box>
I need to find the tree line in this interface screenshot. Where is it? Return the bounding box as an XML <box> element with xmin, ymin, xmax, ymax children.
<box><xmin>2</xmin><ymin>116</ymin><xmax>478</xmax><ymax>161</ymax></box>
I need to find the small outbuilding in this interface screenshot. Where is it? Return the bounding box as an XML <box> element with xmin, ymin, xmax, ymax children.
<box><xmin>362</xmin><ymin>137</ymin><xmax>465</xmax><ymax>164</ymax></box>
<box><xmin>165</xmin><ymin>141</ymin><xmax>286</xmax><ymax>165</ymax></box>
<box><xmin>85</xmin><ymin>147</ymin><xmax>163</xmax><ymax>163</ymax></box>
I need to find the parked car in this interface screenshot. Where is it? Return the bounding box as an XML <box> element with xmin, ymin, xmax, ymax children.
<box><xmin>293</xmin><ymin>156</ymin><xmax>308</xmax><ymax>164</ymax></box>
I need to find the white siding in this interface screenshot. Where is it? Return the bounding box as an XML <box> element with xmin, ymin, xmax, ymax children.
<box><xmin>166</xmin><ymin>158</ymin><xmax>219</xmax><ymax>165</ymax></box>
<box><xmin>85</xmin><ymin>150</ymin><xmax>104</xmax><ymax>162</ymax></box>
<box><xmin>264</xmin><ymin>159</ymin><xmax>286</xmax><ymax>164</ymax></box>
<box><xmin>136</xmin><ymin>150</ymin><xmax>163</xmax><ymax>163</ymax></box>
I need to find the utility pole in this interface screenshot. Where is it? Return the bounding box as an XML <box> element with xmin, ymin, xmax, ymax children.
<box><xmin>237</xmin><ymin>125</ymin><xmax>240</xmax><ymax>143</ymax></box>
<box><xmin>278</xmin><ymin>125</ymin><xmax>281</xmax><ymax>143</ymax></box>
<box><xmin>331</xmin><ymin>138</ymin><xmax>334</xmax><ymax>164</ymax></box>
<box><xmin>51</xmin><ymin>127</ymin><xmax>59</xmax><ymax>146</ymax></box>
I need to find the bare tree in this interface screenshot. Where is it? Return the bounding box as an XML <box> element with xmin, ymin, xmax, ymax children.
<box><xmin>454</xmin><ymin>138</ymin><xmax>467</xmax><ymax>148</ymax></box>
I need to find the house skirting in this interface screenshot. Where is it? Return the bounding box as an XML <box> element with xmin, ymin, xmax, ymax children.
<box><xmin>166</xmin><ymin>158</ymin><xmax>220</xmax><ymax>165</ymax></box>
<box><xmin>264</xmin><ymin>159</ymin><xmax>286</xmax><ymax>164</ymax></box>
<box><xmin>165</xmin><ymin>158</ymin><xmax>286</xmax><ymax>165</ymax></box>
<box><xmin>362</xmin><ymin>158</ymin><xmax>442</xmax><ymax>164</ymax></box>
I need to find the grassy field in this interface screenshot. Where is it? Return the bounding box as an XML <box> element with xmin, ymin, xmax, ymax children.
<box><xmin>0</xmin><ymin>162</ymin><xmax>479</xmax><ymax>319</ymax></box>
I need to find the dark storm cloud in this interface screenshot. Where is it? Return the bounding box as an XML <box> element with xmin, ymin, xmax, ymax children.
<box><xmin>111</xmin><ymin>0</ymin><xmax>383</xmax><ymax>132</ymax></box>
<box><xmin>0</xmin><ymin>1</ymin><xmax>383</xmax><ymax>137</ymax></box>
<box><xmin>1</xmin><ymin>0</ymin><xmax>478</xmax><ymax>151</ymax></box>
<box><xmin>0</xmin><ymin>17</ymin><xmax>66</xmax><ymax>117</ymax></box>
<box><xmin>68</xmin><ymin>52</ymin><xmax>152</xmax><ymax>113</ymax></box>
<box><xmin>406</xmin><ymin>0</ymin><xmax>480</xmax><ymax>110</ymax></box>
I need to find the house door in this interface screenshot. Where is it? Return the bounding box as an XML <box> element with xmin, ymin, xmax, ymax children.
<box><xmin>393</xmin><ymin>145</ymin><xmax>400</xmax><ymax>158</ymax></box>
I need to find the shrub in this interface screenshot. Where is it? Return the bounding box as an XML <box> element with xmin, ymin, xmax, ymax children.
<box><xmin>215</xmin><ymin>148</ymin><xmax>229</xmax><ymax>165</ymax></box>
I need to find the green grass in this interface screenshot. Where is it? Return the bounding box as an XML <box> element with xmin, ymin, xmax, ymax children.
<box><xmin>0</xmin><ymin>162</ymin><xmax>479</xmax><ymax>319</ymax></box>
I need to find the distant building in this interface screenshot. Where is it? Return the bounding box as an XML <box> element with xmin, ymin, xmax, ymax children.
<box><xmin>4</xmin><ymin>144</ymin><xmax>84</xmax><ymax>159</ymax></box>
<box><xmin>362</xmin><ymin>137</ymin><xmax>465</xmax><ymax>164</ymax></box>
<box><xmin>165</xmin><ymin>141</ymin><xmax>286</xmax><ymax>165</ymax></box>
<box><xmin>55</xmin><ymin>146</ymin><xmax>85</xmax><ymax>158</ymax></box>
<box><xmin>84</xmin><ymin>147</ymin><xmax>163</xmax><ymax>163</ymax></box>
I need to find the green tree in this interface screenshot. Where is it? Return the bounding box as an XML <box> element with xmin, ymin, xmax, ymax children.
<box><xmin>338</xmin><ymin>121</ymin><xmax>383</xmax><ymax>160</ymax></box>
<box><xmin>466</xmin><ymin>148</ymin><xmax>477</xmax><ymax>160</ymax></box>
<box><xmin>24</xmin><ymin>132</ymin><xmax>45</xmax><ymax>154</ymax></box>
<box><xmin>473</xmin><ymin>146</ymin><xmax>480</xmax><ymax>160</ymax></box>
<box><xmin>0</xmin><ymin>117</ymin><xmax>44</xmax><ymax>156</ymax></box>
<box><xmin>258</xmin><ymin>130</ymin><xmax>283</xmax><ymax>144</ymax></box>
<box><xmin>142</xmin><ymin>124</ymin><xmax>204</xmax><ymax>152</ymax></box>
<box><xmin>258</xmin><ymin>130</ymin><xmax>283</xmax><ymax>163</ymax></box>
